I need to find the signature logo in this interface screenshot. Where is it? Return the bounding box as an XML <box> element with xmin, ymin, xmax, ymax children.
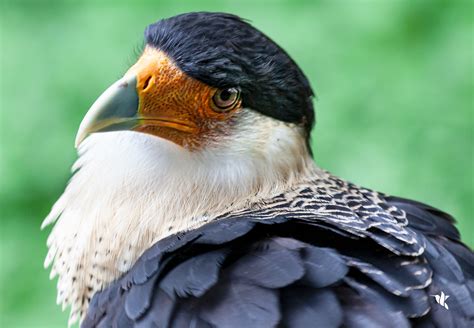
<box><xmin>431</xmin><ymin>291</ymin><xmax>449</xmax><ymax>310</ymax></box>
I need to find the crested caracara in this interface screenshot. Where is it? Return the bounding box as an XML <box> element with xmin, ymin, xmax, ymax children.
<box><xmin>43</xmin><ymin>12</ymin><xmax>474</xmax><ymax>328</ymax></box>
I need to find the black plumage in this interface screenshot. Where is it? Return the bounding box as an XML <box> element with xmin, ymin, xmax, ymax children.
<box><xmin>145</xmin><ymin>12</ymin><xmax>314</xmax><ymax>143</ymax></box>
<box><xmin>82</xmin><ymin>176</ymin><xmax>474</xmax><ymax>328</ymax></box>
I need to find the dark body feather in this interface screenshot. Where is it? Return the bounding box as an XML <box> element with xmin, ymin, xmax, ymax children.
<box><xmin>82</xmin><ymin>174</ymin><xmax>474</xmax><ymax>328</ymax></box>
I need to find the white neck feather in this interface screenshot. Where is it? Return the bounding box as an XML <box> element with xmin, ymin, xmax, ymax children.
<box><xmin>43</xmin><ymin>112</ymin><xmax>319</xmax><ymax>325</ymax></box>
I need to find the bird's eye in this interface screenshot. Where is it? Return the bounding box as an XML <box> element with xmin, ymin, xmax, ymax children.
<box><xmin>211</xmin><ymin>88</ymin><xmax>240</xmax><ymax>112</ymax></box>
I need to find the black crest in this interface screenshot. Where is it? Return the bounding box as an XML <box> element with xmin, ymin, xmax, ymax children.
<box><xmin>145</xmin><ymin>12</ymin><xmax>315</xmax><ymax>142</ymax></box>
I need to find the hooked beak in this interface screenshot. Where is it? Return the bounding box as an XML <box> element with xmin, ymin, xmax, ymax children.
<box><xmin>75</xmin><ymin>75</ymin><xmax>139</xmax><ymax>148</ymax></box>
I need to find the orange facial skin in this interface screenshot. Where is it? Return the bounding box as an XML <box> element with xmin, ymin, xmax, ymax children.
<box><xmin>127</xmin><ymin>47</ymin><xmax>242</xmax><ymax>149</ymax></box>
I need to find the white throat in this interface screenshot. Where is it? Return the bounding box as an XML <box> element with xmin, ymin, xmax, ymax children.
<box><xmin>43</xmin><ymin>114</ymin><xmax>317</xmax><ymax>325</ymax></box>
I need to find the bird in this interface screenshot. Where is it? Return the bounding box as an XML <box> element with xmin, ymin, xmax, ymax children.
<box><xmin>42</xmin><ymin>12</ymin><xmax>474</xmax><ymax>328</ymax></box>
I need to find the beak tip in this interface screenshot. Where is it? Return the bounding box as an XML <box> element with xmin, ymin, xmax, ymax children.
<box><xmin>73</xmin><ymin>75</ymin><xmax>138</xmax><ymax>149</ymax></box>
<box><xmin>74</xmin><ymin>134</ymin><xmax>84</xmax><ymax>149</ymax></box>
<box><xmin>75</xmin><ymin>117</ymin><xmax>91</xmax><ymax>149</ymax></box>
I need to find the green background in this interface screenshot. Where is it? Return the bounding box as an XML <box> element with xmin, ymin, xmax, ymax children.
<box><xmin>1</xmin><ymin>0</ymin><xmax>472</xmax><ymax>327</ymax></box>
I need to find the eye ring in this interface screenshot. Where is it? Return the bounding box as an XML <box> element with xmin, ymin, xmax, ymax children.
<box><xmin>211</xmin><ymin>87</ymin><xmax>241</xmax><ymax>112</ymax></box>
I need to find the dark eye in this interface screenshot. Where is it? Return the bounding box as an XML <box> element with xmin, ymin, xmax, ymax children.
<box><xmin>212</xmin><ymin>87</ymin><xmax>240</xmax><ymax>112</ymax></box>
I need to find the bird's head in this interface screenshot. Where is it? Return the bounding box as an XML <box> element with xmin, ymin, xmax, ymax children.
<box><xmin>76</xmin><ymin>12</ymin><xmax>315</xmax><ymax>158</ymax></box>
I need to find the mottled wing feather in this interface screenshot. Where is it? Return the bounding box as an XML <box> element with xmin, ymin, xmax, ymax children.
<box><xmin>83</xmin><ymin>177</ymin><xmax>474</xmax><ymax>327</ymax></box>
<box><xmin>386</xmin><ymin>196</ymin><xmax>474</xmax><ymax>327</ymax></box>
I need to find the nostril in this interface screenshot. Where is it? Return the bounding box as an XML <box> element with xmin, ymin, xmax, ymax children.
<box><xmin>142</xmin><ymin>76</ymin><xmax>152</xmax><ymax>90</ymax></box>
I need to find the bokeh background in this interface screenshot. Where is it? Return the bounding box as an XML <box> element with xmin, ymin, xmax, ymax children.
<box><xmin>1</xmin><ymin>0</ymin><xmax>472</xmax><ymax>327</ymax></box>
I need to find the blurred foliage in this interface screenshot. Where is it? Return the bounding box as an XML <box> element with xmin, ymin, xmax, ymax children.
<box><xmin>1</xmin><ymin>0</ymin><xmax>472</xmax><ymax>327</ymax></box>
